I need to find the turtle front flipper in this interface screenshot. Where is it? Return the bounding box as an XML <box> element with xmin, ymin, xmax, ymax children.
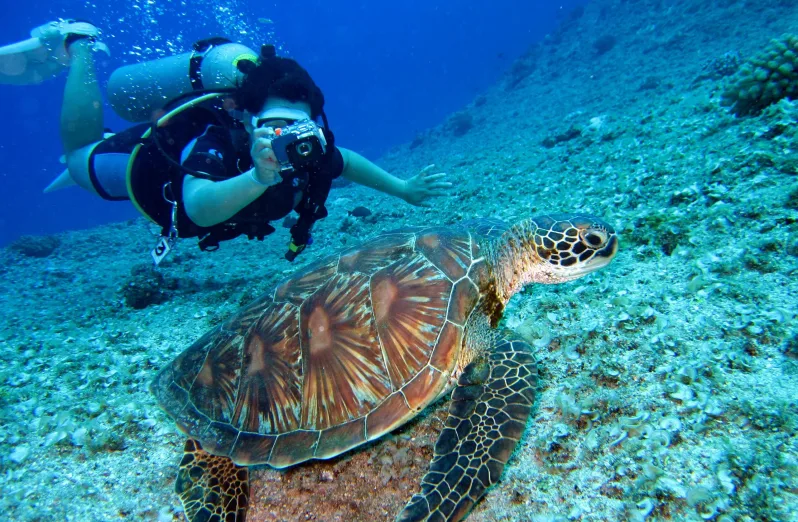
<box><xmin>397</xmin><ymin>336</ymin><xmax>537</xmax><ymax>522</ymax></box>
<box><xmin>175</xmin><ymin>439</ymin><xmax>250</xmax><ymax>522</ymax></box>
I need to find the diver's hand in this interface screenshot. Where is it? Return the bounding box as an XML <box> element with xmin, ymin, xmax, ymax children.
<box><xmin>250</xmin><ymin>127</ymin><xmax>280</xmax><ymax>186</ymax></box>
<box><xmin>402</xmin><ymin>164</ymin><xmax>452</xmax><ymax>207</ymax></box>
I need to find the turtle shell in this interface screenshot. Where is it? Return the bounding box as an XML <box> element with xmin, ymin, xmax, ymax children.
<box><xmin>152</xmin><ymin>226</ymin><xmax>490</xmax><ymax>468</ymax></box>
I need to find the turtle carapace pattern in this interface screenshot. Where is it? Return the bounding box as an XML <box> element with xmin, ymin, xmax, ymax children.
<box><xmin>151</xmin><ymin>213</ymin><xmax>618</xmax><ymax>522</ymax></box>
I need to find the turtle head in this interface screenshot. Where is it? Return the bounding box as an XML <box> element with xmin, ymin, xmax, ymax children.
<box><xmin>492</xmin><ymin>213</ymin><xmax>618</xmax><ymax>301</ymax></box>
<box><xmin>526</xmin><ymin>213</ymin><xmax>618</xmax><ymax>283</ymax></box>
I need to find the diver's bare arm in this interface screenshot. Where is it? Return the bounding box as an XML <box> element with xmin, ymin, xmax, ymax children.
<box><xmin>339</xmin><ymin>147</ymin><xmax>408</xmax><ymax>200</ymax></box>
<box><xmin>181</xmin><ymin>172</ymin><xmax>269</xmax><ymax>228</ymax></box>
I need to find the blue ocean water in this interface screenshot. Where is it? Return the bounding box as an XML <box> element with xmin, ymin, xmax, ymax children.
<box><xmin>0</xmin><ymin>0</ymin><xmax>585</xmax><ymax>246</ymax></box>
<box><xmin>1</xmin><ymin>0</ymin><xmax>797</xmax><ymax>519</ymax></box>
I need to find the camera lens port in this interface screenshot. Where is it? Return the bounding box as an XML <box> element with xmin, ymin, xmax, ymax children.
<box><xmin>296</xmin><ymin>142</ymin><xmax>313</xmax><ymax>157</ymax></box>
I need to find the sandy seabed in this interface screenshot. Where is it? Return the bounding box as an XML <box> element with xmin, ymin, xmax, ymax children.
<box><xmin>1</xmin><ymin>0</ymin><xmax>797</xmax><ymax>520</ymax></box>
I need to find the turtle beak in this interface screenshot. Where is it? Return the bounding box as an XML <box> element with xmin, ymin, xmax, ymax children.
<box><xmin>554</xmin><ymin>233</ymin><xmax>618</xmax><ymax>282</ymax></box>
<box><xmin>590</xmin><ymin>234</ymin><xmax>618</xmax><ymax>270</ymax></box>
<box><xmin>590</xmin><ymin>234</ymin><xmax>619</xmax><ymax>268</ymax></box>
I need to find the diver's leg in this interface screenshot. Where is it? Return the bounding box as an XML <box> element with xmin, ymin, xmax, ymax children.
<box><xmin>60</xmin><ymin>39</ymin><xmax>104</xmax><ymax>154</ymax></box>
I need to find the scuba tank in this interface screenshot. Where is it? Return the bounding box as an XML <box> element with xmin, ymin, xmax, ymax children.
<box><xmin>107</xmin><ymin>38</ymin><xmax>257</xmax><ymax>122</ymax></box>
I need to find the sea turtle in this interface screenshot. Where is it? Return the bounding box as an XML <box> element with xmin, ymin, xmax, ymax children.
<box><xmin>151</xmin><ymin>213</ymin><xmax>618</xmax><ymax>522</ymax></box>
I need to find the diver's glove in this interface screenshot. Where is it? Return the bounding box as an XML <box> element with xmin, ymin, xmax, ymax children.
<box><xmin>285</xmin><ymin>235</ymin><xmax>312</xmax><ymax>262</ymax></box>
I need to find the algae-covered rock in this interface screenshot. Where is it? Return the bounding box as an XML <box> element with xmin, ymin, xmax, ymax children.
<box><xmin>119</xmin><ymin>264</ymin><xmax>177</xmax><ymax>309</ymax></box>
<box><xmin>446</xmin><ymin>110</ymin><xmax>474</xmax><ymax>137</ymax></box>
<box><xmin>721</xmin><ymin>34</ymin><xmax>798</xmax><ymax>116</ymax></box>
<box><xmin>785</xmin><ymin>334</ymin><xmax>798</xmax><ymax>358</ymax></box>
<box><xmin>8</xmin><ymin>235</ymin><xmax>60</xmax><ymax>258</ymax></box>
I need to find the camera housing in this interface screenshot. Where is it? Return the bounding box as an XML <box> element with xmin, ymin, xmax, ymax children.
<box><xmin>267</xmin><ymin>120</ymin><xmax>327</xmax><ymax>174</ymax></box>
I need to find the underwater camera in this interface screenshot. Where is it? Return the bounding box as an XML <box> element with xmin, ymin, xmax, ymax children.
<box><xmin>263</xmin><ymin>120</ymin><xmax>327</xmax><ymax>174</ymax></box>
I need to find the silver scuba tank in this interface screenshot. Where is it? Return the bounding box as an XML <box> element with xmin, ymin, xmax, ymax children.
<box><xmin>107</xmin><ymin>39</ymin><xmax>258</xmax><ymax>122</ymax></box>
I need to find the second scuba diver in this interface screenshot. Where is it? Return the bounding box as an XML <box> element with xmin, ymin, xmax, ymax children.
<box><xmin>2</xmin><ymin>20</ymin><xmax>451</xmax><ymax>262</ymax></box>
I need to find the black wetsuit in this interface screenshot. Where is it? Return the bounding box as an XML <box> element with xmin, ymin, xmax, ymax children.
<box><xmin>90</xmin><ymin>116</ymin><xmax>344</xmax><ymax>251</ymax></box>
<box><xmin>175</xmin><ymin>124</ymin><xmax>344</xmax><ymax>249</ymax></box>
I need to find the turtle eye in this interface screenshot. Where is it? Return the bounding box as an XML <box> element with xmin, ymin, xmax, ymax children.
<box><xmin>580</xmin><ymin>228</ymin><xmax>608</xmax><ymax>249</ymax></box>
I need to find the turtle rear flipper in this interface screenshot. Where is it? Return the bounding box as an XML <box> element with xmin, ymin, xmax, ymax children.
<box><xmin>397</xmin><ymin>335</ymin><xmax>537</xmax><ymax>522</ymax></box>
<box><xmin>175</xmin><ymin>439</ymin><xmax>250</xmax><ymax>522</ymax></box>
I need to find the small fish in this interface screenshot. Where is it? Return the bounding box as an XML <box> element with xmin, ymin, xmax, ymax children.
<box><xmin>347</xmin><ymin>206</ymin><xmax>373</xmax><ymax>218</ymax></box>
<box><xmin>258</xmin><ymin>17</ymin><xmax>273</xmax><ymax>24</ymax></box>
<box><xmin>282</xmin><ymin>215</ymin><xmax>297</xmax><ymax>228</ymax></box>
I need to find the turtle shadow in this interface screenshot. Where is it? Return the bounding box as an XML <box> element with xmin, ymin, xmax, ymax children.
<box><xmin>245</xmin><ymin>399</ymin><xmax>449</xmax><ymax>521</ymax></box>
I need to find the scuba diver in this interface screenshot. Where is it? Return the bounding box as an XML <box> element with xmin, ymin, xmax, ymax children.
<box><xmin>0</xmin><ymin>20</ymin><xmax>451</xmax><ymax>263</ymax></box>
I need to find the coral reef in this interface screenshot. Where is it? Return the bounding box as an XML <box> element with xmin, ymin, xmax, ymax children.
<box><xmin>721</xmin><ymin>34</ymin><xmax>798</xmax><ymax>116</ymax></box>
<box><xmin>695</xmin><ymin>51</ymin><xmax>742</xmax><ymax>83</ymax></box>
